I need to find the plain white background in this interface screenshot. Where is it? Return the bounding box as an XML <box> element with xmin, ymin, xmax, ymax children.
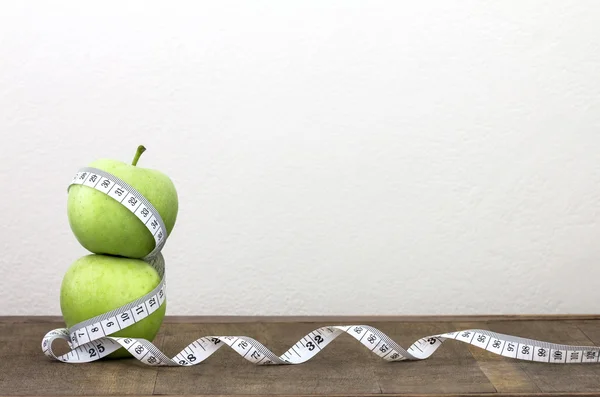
<box><xmin>1</xmin><ymin>1</ymin><xmax>599</xmax><ymax>316</ymax></box>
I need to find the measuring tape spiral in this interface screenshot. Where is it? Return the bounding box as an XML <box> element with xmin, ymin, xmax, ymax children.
<box><xmin>41</xmin><ymin>168</ymin><xmax>600</xmax><ymax>366</ymax></box>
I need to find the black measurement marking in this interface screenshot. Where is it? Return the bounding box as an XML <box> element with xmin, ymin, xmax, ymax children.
<box><xmin>291</xmin><ymin>346</ymin><xmax>301</xmax><ymax>358</ymax></box>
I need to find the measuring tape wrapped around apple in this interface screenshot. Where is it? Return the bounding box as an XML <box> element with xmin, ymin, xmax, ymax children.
<box><xmin>42</xmin><ymin>146</ymin><xmax>600</xmax><ymax>366</ymax></box>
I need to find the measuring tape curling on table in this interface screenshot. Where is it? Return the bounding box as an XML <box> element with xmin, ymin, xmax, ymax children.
<box><xmin>41</xmin><ymin>168</ymin><xmax>600</xmax><ymax>366</ymax></box>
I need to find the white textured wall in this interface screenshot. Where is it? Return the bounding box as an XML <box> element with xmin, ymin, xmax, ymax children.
<box><xmin>1</xmin><ymin>1</ymin><xmax>600</xmax><ymax>316</ymax></box>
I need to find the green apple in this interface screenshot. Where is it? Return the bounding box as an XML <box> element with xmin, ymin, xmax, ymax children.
<box><xmin>67</xmin><ymin>145</ymin><xmax>178</xmax><ymax>259</ymax></box>
<box><xmin>60</xmin><ymin>254</ymin><xmax>166</xmax><ymax>358</ymax></box>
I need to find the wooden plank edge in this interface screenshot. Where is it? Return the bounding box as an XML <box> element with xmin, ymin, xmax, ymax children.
<box><xmin>1</xmin><ymin>314</ymin><xmax>600</xmax><ymax>323</ymax></box>
<box><xmin>2</xmin><ymin>393</ymin><xmax>600</xmax><ymax>397</ymax></box>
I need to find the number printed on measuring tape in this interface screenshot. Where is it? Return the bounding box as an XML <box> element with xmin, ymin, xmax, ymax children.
<box><xmin>41</xmin><ymin>167</ymin><xmax>600</xmax><ymax>366</ymax></box>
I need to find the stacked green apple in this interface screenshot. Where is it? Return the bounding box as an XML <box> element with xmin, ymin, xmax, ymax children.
<box><xmin>61</xmin><ymin>145</ymin><xmax>178</xmax><ymax>358</ymax></box>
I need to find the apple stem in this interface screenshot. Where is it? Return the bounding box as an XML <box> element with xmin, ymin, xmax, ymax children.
<box><xmin>132</xmin><ymin>145</ymin><xmax>146</xmax><ymax>166</ymax></box>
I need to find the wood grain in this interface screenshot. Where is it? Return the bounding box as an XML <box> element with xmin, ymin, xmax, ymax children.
<box><xmin>1</xmin><ymin>316</ymin><xmax>599</xmax><ymax>396</ymax></box>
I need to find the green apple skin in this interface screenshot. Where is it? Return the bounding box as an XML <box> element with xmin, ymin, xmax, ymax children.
<box><xmin>67</xmin><ymin>156</ymin><xmax>178</xmax><ymax>258</ymax></box>
<box><xmin>60</xmin><ymin>254</ymin><xmax>166</xmax><ymax>359</ymax></box>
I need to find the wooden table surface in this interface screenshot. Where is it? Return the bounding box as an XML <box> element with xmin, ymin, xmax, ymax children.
<box><xmin>1</xmin><ymin>315</ymin><xmax>600</xmax><ymax>397</ymax></box>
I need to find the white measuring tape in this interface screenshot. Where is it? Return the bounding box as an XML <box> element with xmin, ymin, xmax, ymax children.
<box><xmin>41</xmin><ymin>167</ymin><xmax>600</xmax><ymax>366</ymax></box>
